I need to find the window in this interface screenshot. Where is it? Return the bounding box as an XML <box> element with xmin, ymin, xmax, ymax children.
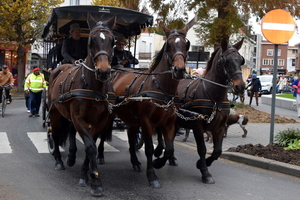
<box><xmin>292</xmin><ymin>49</ymin><xmax>297</xmax><ymax>54</ymax></box>
<box><xmin>267</xmin><ymin>49</ymin><xmax>273</xmax><ymax>56</ymax></box>
<box><xmin>278</xmin><ymin>49</ymin><xmax>281</xmax><ymax>56</ymax></box>
<box><xmin>292</xmin><ymin>58</ymin><xmax>296</xmax><ymax>66</ymax></box>
<box><xmin>278</xmin><ymin>59</ymin><xmax>284</xmax><ymax>66</ymax></box>
<box><xmin>263</xmin><ymin>59</ymin><xmax>269</xmax><ymax>65</ymax></box>
<box><xmin>269</xmin><ymin>59</ymin><xmax>274</xmax><ymax>66</ymax></box>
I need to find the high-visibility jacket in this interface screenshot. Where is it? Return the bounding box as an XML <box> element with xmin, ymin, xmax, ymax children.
<box><xmin>24</xmin><ymin>73</ymin><xmax>46</xmax><ymax>93</ymax></box>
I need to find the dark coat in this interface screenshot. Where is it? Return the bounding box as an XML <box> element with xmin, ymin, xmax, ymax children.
<box><xmin>248</xmin><ymin>78</ymin><xmax>261</xmax><ymax>92</ymax></box>
<box><xmin>111</xmin><ymin>48</ymin><xmax>139</xmax><ymax>68</ymax></box>
<box><xmin>61</xmin><ymin>37</ymin><xmax>88</xmax><ymax>64</ymax></box>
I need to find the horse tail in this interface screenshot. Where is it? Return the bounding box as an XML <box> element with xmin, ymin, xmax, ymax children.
<box><xmin>102</xmin><ymin>118</ymin><xmax>113</xmax><ymax>142</ymax></box>
<box><xmin>58</xmin><ymin>116</ymin><xmax>73</xmax><ymax>146</ymax></box>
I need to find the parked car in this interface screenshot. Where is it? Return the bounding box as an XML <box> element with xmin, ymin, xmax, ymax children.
<box><xmin>247</xmin><ymin>75</ymin><xmax>273</xmax><ymax>97</ymax></box>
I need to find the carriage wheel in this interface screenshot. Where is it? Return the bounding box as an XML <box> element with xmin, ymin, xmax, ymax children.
<box><xmin>135</xmin><ymin>128</ymin><xmax>143</xmax><ymax>151</ymax></box>
<box><xmin>47</xmin><ymin>127</ymin><xmax>55</xmax><ymax>155</ymax></box>
<box><xmin>42</xmin><ymin>88</ymin><xmax>47</xmax><ymax>127</ymax></box>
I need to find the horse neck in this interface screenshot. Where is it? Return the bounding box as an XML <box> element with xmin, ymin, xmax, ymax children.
<box><xmin>151</xmin><ymin>54</ymin><xmax>179</xmax><ymax>95</ymax></box>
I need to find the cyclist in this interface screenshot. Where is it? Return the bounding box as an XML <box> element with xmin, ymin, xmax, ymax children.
<box><xmin>0</xmin><ymin>65</ymin><xmax>14</xmax><ymax>107</ymax></box>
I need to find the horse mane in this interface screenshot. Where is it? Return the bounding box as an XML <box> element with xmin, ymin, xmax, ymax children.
<box><xmin>205</xmin><ymin>47</ymin><xmax>220</xmax><ymax>74</ymax></box>
<box><xmin>149</xmin><ymin>43</ymin><xmax>166</xmax><ymax>71</ymax></box>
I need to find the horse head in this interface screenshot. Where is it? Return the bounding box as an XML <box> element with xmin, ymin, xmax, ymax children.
<box><xmin>162</xmin><ymin>17</ymin><xmax>197</xmax><ymax>80</ymax></box>
<box><xmin>86</xmin><ymin>13</ymin><xmax>116</xmax><ymax>82</ymax></box>
<box><xmin>218</xmin><ymin>38</ymin><xmax>246</xmax><ymax>95</ymax></box>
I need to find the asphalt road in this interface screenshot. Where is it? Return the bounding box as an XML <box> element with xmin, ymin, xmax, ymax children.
<box><xmin>0</xmin><ymin>99</ymin><xmax>300</xmax><ymax>200</ymax></box>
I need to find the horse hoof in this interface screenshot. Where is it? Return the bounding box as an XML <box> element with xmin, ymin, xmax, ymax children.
<box><xmin>55</xmin><ymin>163</ymin><xmax>65</xmax><ymax>170</ymax></box>
<box><xmin>182</xmin><ymin>138</ymin><xmax>187</xmax><ymax>142</ymax></box>
<box><xmin>66</xmin><ymin>157</ymin><xmax>76</xmax><ymax>167</ymax></box>
<box><xmin>149</xmin><ymin>180</ymin><xmax>161</xmax><ymax>188</ymax></box>
<box><xmin>91</xmin><ymin>186</ymin><xmax>103</xmax><ymax>197</ymax></box>
<box><xmin>202</xmin><ymin>176</ymin><xmax>215</xmax><ymax>184</ymax></box>
<box><xmin>133</xmin><ymin>164</ymin><xmax>142</xmax><ymax>172</ymax></box>
<box><xmin>77</xmin><ymin>178</ymin><xmax>88</xmax><ymax>187</ymax></box>
<box><xmin>153</xmin><ymin>158</ymin><xmax>165</xmax><ymax>169</ymax></box>
<box><xmin>168</xmin><ymin>159</ymin><xmax>178</xmax><ymax>166</ymax></box>
<box><xmin>97</xmin><ymin>158</ymin><xmax>105</xmax><ymax>165</ymax></box>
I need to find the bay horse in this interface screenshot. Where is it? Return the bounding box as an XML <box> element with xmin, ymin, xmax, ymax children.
<box><xmin>47</xmin><ymin>14</ymin><xmax>116</xmax><ymax>196</ymax></box>
<box><xmin>155</xmin><ymin>38</ymin><xmax>245</xmax><ymax>183</ymax></box>
<box><xmin>176</xmin><ymin>38</ymin><xmax>246</xmax><ymax>183</ymax></box>
<box><xmin>107</xmin><ymin>18</ymin><xmax>197</xmax><ymax>188</ymax></box>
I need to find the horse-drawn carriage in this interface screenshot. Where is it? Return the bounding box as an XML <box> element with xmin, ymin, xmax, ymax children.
<box><xmin>42</xmin><ymin>4</ymin><xmax>246</xmax><ymax>197</ymax></box>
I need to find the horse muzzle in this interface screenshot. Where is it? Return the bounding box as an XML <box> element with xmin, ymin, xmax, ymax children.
<box><xmin>95</xmin><ymin>68</ymin><xmax>111</xmax><ymax>82</ymax></box>
<box><xmin>172</xmin><ymin>66</ymin><xmax>186</xmax><ymax>80</ymax></box>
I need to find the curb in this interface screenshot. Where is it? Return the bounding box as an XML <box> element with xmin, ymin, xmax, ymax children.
<box><xmin>221</xmin><ymin>152</ymin><xmax>300</xmax><ymax>178</ymax></box>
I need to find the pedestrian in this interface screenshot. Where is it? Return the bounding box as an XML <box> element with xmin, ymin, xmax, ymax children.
<box><xmin>277</xmin><ymin>74</ymin><xmax>287</xmax><ymax>93</ymax></box>
<box><xmin>246</xmin><ymin>74</ymin><xmax>252</xmax><ymax>84</ymax></box>
<box><xmin>0</xmin><ymin>65</ymin><xmax>14</xmax><ymax>107</ymax></box>
<box><xmin>61</xmin><ymin>23</ymin><xmax>88</xmax><ymax>64</ymax></box>
<box><xmin>111</xmin><ymin>36</ymin><xmax>139</xmax><ymax>68</ymax></box>
<box><xmin>292</xmin><ymin>74</ymin><xmax>300</xmax><ymax>118</ymax></box>
<box><xmin>246</xmin><ymin>74</ymin><xmax>261</xmax><ymax>106</ymax></box>
<box><xmin>24</xmin><ymin>68</ymin><xmax>47</xmax><ymax>117</ymax></box>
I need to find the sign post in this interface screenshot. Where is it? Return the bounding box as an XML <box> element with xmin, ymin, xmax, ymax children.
<box><xmin>261</xmin><ymin>9</ymin><xmax>295</xmax><ymax>144</ymax></box>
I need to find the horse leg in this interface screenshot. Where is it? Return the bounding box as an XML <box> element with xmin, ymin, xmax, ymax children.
<box><xmin>206</xmin><ymin>128</ymin><xmax>224</xmax><ymax>168</ymax></box>
<box><xmin>127</xmin><ymin>126</ymin><xmax>142</xmax><ymax>172</ymax></box>
<box><xmin>78</xmin><ymin>156</ymin><xmax>90</xmax><ymax>187</ymax></box>
<box><xmin>182</xmin><ymin>128</ymin><xmax>190</xmax><ymax>142</ymax></box>
<box><xmin>241</xmin><ymin>125</ymin><xmax>248</xmax><ymax>138</ymax></box>
<box><xmin>142</xmin><ymin>127</ymin><xmax>161</xmax><ymax>188</ymax></box>
<box><xmin>193</xmin><ymin>126</ymin><xmax>214</xmax><ymax>184</ymax></box>
<box><xmin>67</xmin><ymin>124</ymin><xmax>77</xmax><ymax>167</ymax></box>
<box><xmin>154</xmin><ymin>128</ymin><xmax>165</xmax><ymax>157</ymax></box>
<box><xmin>74</xmin><ymin>123</ymin><xmax>103</xmax><ymax>196</ymax></box>
<box><xmin>153</xmin><ymin>125</ymin><xmax>177</xmax><ymax>168</ymax></box>
<box><xmin>97</xmin><ymin>136</ymin><xmax>105</xmax><ymax>164</ymax></box>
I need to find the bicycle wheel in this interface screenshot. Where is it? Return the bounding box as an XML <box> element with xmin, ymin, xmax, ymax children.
<box><xmin>135</xmin><ymin>128</ymin><xmax>144</xmax><ymax>151</ymax></box>
<box><xmin>1</xmin><ymin>95</ymin><xmax>7</xmax><ymax>117</ymax></box>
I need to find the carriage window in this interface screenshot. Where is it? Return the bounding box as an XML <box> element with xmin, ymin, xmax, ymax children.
<box><xmin>267</xmin><ymin>49</ymin><xmax>273</xmax><ymax>56</ymax></box>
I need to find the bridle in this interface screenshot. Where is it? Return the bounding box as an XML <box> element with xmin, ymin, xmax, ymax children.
<box><xmin>87</xmin><ymin>24</ymin><xmax>115</xmax><ymax>68</ymax></box>
<box><xmin>165</xmin><ymin>31</ymin><xmax>190</xmax><ymax>70</ymax></box>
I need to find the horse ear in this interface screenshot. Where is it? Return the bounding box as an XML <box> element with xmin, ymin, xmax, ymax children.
<box><xmin>233</xmin><ymin>37</ymin><xmax>244</xmax><ymax>50</ymax></box>
<box><xmin>87</xmin><ymin>12</ymin><xmax>97</xmax><ymax>30</ymax></box>
<box><xmin>106</xmin><ymin>16</ymin><xmax>117</xmax><ymax>30</ymax></box>
<box><xmin>162</xmin><ymin>25</ymin><xmax>171</xmax><ymax>38</ymax></box>
<box><xmin>182</xmin><ymin>16</ymin><xmax>198</xmax><ymax>35</ymax></box>
<box><xmin>220</xmin><ymin>38</ymin><xmax>228</xmax><ymax>51</ymax></box>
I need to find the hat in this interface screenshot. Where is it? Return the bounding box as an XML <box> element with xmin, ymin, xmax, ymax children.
<box><xmin>2</xmin><ymin>65</ymin><xmax>8</xmax><ymax>69</ymax></box>
<box><xmin>33</xmin><ymin>68</ymin><xmax>40</xmax><ymax>72</ymax></box>
<box><xmin>252</xmin><ymin>74</ymin><xmax>257</xmax><ymax>78</ymax></box>
<box><xmin>69</xmin><ymin>23</ymin><xmax>81</xmax><ymax>34</ymax></box>
<box><xmin>116</xmin><ymin>36</ymin><xmax>127</xmax><ymax>45</ymax></box>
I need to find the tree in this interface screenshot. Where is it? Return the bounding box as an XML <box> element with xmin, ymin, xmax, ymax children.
<box><xmin>0</xmin><ymin>0</ymin><xmax>63</xmax><ymax>92</ymax></box>
<box><xmin>91</xmin><ymin>0</ymin><xmax>124</xmax><ymax>7</ymax></box>
<box><xmin>149</xmin><ymin>0</ymin><xmax>300</xmax><ymax>46</ymax></box>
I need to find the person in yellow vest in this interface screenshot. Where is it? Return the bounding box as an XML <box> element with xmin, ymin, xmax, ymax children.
<box><xmin>24</xmin><ymin>67</ymin><xmax>46</xmax><ymax>117</ymax></box>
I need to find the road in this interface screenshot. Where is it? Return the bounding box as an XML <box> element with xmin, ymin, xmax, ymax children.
<box><xmin>0</xmin><ymin>99</ymin><xmax>300</xmax><ymax>200</ymax></box>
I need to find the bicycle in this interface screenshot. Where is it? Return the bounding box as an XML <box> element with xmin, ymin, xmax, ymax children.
<box><xmin>0</xmin><ymin>85</ymin><xmax>11</xmax><ymax>117</ymax></box>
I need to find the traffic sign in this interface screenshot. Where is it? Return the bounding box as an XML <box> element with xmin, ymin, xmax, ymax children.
<box><xmin>261</xmin><ymin>9</ymin><xmax>295</xmax><ymax>44</ymax></box>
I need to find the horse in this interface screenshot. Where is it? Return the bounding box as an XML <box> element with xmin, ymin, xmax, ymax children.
<box><xmin>47</xmin><ymin>14</ymin><xmax>116</xmax><ymax>196</ymax></box>
<box><xmin>154</xmin><ymin>38</ymin><xmax>245</xmax><ymax>184</ymax></box>
<box><xmin>102</xmin><ymin>18</ymin><xmax>197</xmax><ymax>188</ymax></box>
<box><xmin>175</xmin><ymin>38</ymin><xmax>246</xmax><ymax>183</ymax></box>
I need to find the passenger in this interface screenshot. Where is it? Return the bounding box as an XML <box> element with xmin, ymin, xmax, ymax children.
<box><xmin>0</xmin><ymin>65</ymin><xmax>14</xmax><ymax>106</ymax></box>
<box><xmin>111</xmin><ymin>36</ymin><xmax>139</xmax><ymax>69</ymax></box>
<box><xmin>61</xmin><ymin>23</ymin><xmax>88</xmax><ymax>64</ymax></box>
<box><xmin>246</xmin><ymin>74</ymin><xmax>261</xmax><ymax>106</ymax></box>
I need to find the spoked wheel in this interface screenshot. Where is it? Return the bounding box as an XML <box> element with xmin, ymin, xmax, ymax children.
<box><xmin>1</xmin><ymin>95</ymin><xmax>7</xmax><ymax>117</ymax></box>
<box><xmin>42</xmin><ymin>88</ymin><xmax>48</xmax><ymax>127</ymax></box>
<box><xmin>135</xmin><ymin>128</ymin><xmax>143</xmax><ymax>151</ymax></box>
<box><xmin>47</xmin><ymin>127</ymin><xmax>55</xmax><ymax>154</ymax></box>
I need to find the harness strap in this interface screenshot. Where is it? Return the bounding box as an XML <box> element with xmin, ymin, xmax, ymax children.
<box><xmin>52</xmin><ymin>89</ymin><xmax>116</xmax><ymax>105</ymax></box>
<box><xmin>131</xmin><ymin>91</ymin><xmax>180</xmax><ymax>103</ymax></box>
<box><xmin>181</xmin><ymin>99</ymin><xmax>230</xmax><ymax>110</ymax></box>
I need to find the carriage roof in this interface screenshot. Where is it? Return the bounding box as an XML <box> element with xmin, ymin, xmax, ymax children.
<box><xmin>42</xmin><ymin>5</ymin><xmax>154</xmax><ymax>39</ymax></box>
